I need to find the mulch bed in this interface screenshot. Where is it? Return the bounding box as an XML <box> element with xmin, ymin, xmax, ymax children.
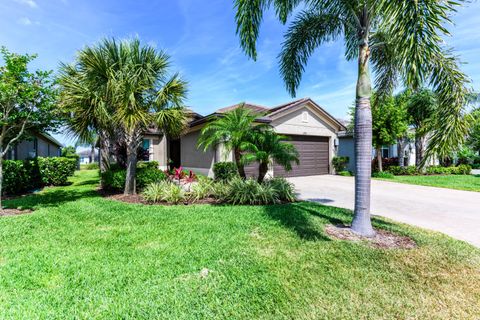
<box><xmin>0</xmin><ymin>208</ymin><xmax>33</xmax><ymax>217</ymax></box>
<box><xmin>325</xmin><ymin>224</ymin><xmax>417</xmax><ymax>249</ymax></box>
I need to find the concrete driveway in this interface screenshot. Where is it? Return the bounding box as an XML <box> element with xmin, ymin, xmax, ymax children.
<box><xmin>288</xmin><ymin>175</ymin><xmax>480</xmax><ymax>247</ymax></box>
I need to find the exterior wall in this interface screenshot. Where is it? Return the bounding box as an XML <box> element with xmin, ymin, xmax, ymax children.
<box><xmin>337</xmin><ymin>136</ymin><xmax>356</xmax><ymax>172</ymax></box>
<box><xmin>271</xmin><ymin>105</ymin><xmax>338</xmax><ymax>174</ymax></box>
<box><xmin>13</xmin><ymin>135</ymin><xmax>60</xmax><ymax>160</ymax></box>
<box><xmin>180</xmin><ymin>130</ymin><xmax>216</xmax><ymax>177</ymax></box>
<box><xmin>144</xmin><ymin>134</ymin><xmax>168</xmax><ymax>169</ymax></box>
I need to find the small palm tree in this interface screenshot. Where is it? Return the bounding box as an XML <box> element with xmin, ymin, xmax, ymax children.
<box><xmin>234</xmin><ymin>0</ymin><xmax>470</xmax><ymax>236</ymax></box>
<box><xmin>197</xmin><ymin>106</ymin><xmax>268</xmax><ymax>178</ymax></box>
<box><xmin>242</xmin><ymin>130</ymin><xmax>299</xmax><ymax>183</ymax></box>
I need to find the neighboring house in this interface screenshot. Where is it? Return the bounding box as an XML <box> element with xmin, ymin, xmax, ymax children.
<box><xmin>4</xmin><ymin>132</ymin><xmax>62</xmax><ymax>160</ymax></box>
<box><xmin>141</xmin><ymin>98</ymin><xmax>346</xmax><ymax>178</ymax></box>
<box><xmin>78</xmin><ymin>149</ymin><xmax>99</xmax><ymax>164</ymax></box>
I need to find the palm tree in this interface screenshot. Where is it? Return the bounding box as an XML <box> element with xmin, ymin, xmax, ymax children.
<box><xmin>104</xmin><ymin>39</ymin><xmax>188</xmax><ymax>195</ymax></box>
<box><xmin>242</xmin><ymin>130</ymin><xmax>299</xmax><ymax>183</ymax></box>
<box><xmin>234</xmin><ymin>0</ymin><xmax>470</xmax><ymax>236</ymax></box>
<box><xmin>58</xmin><ymin>45</ymin><xmax>115</xmax><ymax>174</ymax></box>
<box><xmin>197</xmin><ymin>106</ymin><xmax>268</xmax><ymax>178</ymax></box>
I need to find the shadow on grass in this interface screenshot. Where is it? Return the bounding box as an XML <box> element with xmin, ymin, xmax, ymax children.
<box><xmin>263</xmin><ymin>201</ymin><xmax>400</xmax><ymax>242</ymax></box>
<box><xmin>4</xmin><ymin>187</ymin><xmax>99</xmax><ymax>210</ymax></box>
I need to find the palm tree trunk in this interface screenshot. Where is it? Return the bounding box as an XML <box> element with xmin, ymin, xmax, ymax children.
<box><xmin>397</xmin><ymin>137</ymin><xmax>406</xmax><ymax>167</ymax></box>
<box><xmin>98</xmin><ymin>130</ymin><xmax>110</xmax><ymax>174</ymax></box>
<box><xmin>257</xmin><ymin>161</ymin><xmax>268</xmax><ymax>183</ymax></box>
<box><xmin>90</xmin><ymin>144</ymin><xmax>95</xmax><ymax>164</ymax></box>
<box><xmin>376</xmin><ymin>147</ymin><xmax>383</xmax><ymax>172</ymax></box>
<box><xmin>124</xmin><ymin>131</ymin><xmax>138</xmax><ymax>195</ymax></box>
<box><xmin>351</xmin><ymin>41</ymin><xmax>375</xmax><ymax>237</ymax></box>
<box><xmin>415</xmin><ymin>135</ymin><xmax>423</xmax><ymax>167</ymax></box>
<box><xmin>234</xmin><ymin>149</ymin><xmax>246</xmax><ymax>179</ymax></box>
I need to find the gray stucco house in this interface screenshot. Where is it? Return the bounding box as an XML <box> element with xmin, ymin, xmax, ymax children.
<box><xmin>141</xmin><ymin>98</ymin><xmax>346</xmax><ymax>178</ymax></box>
<box><xmin>5</xmin><ymin>132</ymin><xmax>62</xmax><ymax>160</ymax></box>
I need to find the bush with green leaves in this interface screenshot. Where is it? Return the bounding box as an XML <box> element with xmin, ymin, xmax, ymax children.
<box><xmin>80</xmin><ymin>163</ymin><xmax>99</xmax><ymax>170</ymax></box>
<box><xmin>37</xmin><ymin>157</ymin><xmax>77</xmax><ymax>186</ymax></box>
<box><xmin>426</xmin><ymin>165</ymin><xmax>471</xmax><ymax>175</ymax></box>
<box><xmin>387</xmin><ymin>166</ymin><xmax>419</xmax><ymax>176</ymax></box>
<box><xmin>189</xmin><ymin>176</ymin><xmax>216</xmax><ymax>201</ymax></box>
<box><xmin>372</xmin><ymin>171</ymin><xmax>394</xmax><ymax>179</ymax></box>
<box><xmin>213</xmin><ymin>162</ymin><xmax>238</xmax><ymax>182</ymax></box>
<box><xmin>332</xmin><ymin>156</ymin><xmax>349</xmax><ymax>173</ymax></box>
<box><xmin>2</xmin><ymin>160</ymin><xmax>41</xmax><ymax>195</ymax></box>
<box><xmin>265</xmin><ymin>177</ymin><xmax>296</xmax><ymax>202</ymax></box>
<box><xmin>143</xmin><ymin>180</ymin><xmax>185</xmax><ymax>204</ymax></box>
<box><xmin>224</xmin><ymin>178</ymin><xmax>279</xmax><ymax>205</ymax></box>
<box><xmin>338</xmin><ymin>171</ymin><xmax>353</xmax><ymax>176</ymax></box>
<box><xmin>101</xmin><ymin>164</ymin><xmax>167</xmax><ymax>191</ymax></box>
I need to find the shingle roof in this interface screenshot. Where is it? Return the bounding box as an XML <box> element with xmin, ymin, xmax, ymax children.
<box><xmin>215</xmin><ymin>102</ymin><xmax>269</xmax><ymax>114</ymax></box>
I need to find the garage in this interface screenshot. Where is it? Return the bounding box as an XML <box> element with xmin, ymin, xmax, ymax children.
<box><xmin>273</xmin><ymin>135</ymin><xmax>330</xmax><ymax>177</ymax></box>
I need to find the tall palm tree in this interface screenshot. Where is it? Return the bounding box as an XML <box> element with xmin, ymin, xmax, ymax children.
<box><xmin>234</xmin><ymin>0</ymin><xmax>470</xmax><ymax>236</ymax></box>
<box><xmin>104</xmin><ymin>39</ymin><xmax>188</xmax><ymax>195</ymax></box>
<box><xmin>197</xmin><ymin>106</ymin><xmax>268</xmax><ymax>178</ymax></box>
<box><xmin>242</xmin><ymin>130</ymin><xmax>299</xmax><ymax>183</ymax></box>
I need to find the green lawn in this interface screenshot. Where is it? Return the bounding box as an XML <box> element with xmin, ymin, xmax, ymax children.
<box><xmin>0</xmin><ymin>170</ymin><xmax>479</xmax><ymax>319</ymax></box>
<box><xmin>376</xmin><ymin>174</ymin><xmax>480</xmax><ymax>192</ymax></box>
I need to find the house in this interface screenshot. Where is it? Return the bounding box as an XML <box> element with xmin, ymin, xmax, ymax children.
<box><xmin>4</xmin><ymin>132</ymin><xmax>62</xmax><ymax>160</ymax></box>
<box><xmin>78</xmin><ymin>149</ymin><xmax>99</xmax><ymax>164</ymax></box>
<box><xmin>141</xmin><ymin>98</ymin><xmax>346</xmax><ymax>177</ymax></box>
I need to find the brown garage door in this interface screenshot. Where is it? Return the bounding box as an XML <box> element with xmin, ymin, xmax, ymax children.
<box><xmin>274</xmin><ymin>135</ymin><xmax>329</xmax><ymax>177</ymax></box>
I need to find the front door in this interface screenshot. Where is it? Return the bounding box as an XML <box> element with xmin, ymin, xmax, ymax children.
<box><xmin>168</xmin><ymin>138</ymin><xmax>181</xmax><ymax>170</ymax></box>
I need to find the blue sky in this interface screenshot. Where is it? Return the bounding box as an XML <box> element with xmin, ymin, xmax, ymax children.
<box><xmin>1</xmin><ymin>0</ymin><xmax>479</xmax><ymax>145</ymax></box>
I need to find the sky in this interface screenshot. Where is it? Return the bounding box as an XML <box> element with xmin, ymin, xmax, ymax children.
<box><xmin>1</xmin><ymin>0</ymin><xmax>479</xmax><ymax>146</ymax></box>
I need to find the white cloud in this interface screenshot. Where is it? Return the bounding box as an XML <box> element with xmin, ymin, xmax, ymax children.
<box><xmin>18</xmin><ymin>17</ymin><xmax>32</xmax><ymax>25</ymax></box>
<box><xmin>14</xmin><ymin>0</ymin><xmax>38</xmax><ymax>8</ymax></box>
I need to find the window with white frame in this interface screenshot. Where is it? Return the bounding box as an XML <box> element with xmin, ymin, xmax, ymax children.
<box><xmin>301</xmin><ymin>111</ymin><xmax>309</xmax><ymax>122</ymax></box>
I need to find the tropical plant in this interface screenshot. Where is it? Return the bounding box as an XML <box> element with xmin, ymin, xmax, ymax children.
<box><xmin>143</xmin><ymin>180</ymin><xmax>185</xmax><ymax>204</ymax></box>
<box><xmin>198</xmin><ymin>106</ymin><xmax>268</xmax><ymax>179</ymax></box>
<box><xmin>265</xmin><ymin>177</ymin><xmax>296</xmax><ymax>202</ymax></box>
<box><xmin>0</xmin><ymin>47</ymin><xmax>59</xmax><ymax>209</ymax></box>
<box><xmin>467</xmin><ymin>108</ymin><xmax>480</xmax><ymax>155</ymax></box>
<box><xmin>406</xmin><ymin>88</ymin><xmax>438</xmax><ymax>167</ymax></box>
<box><xmin>242</xmin><ymin>129</ymin><xmax>299</xmax><ymax>183</ymax></box>
<box><xmin>234</xmin><ymin>0</ymin><xmax>469</xmax><ymax>236</ymax></box>
<box><xmin>371</xmin><ymin>93</ymin><xmax>408</xmax><ymax>171</ymax></box>
<box><xmin>224</xmin><ymin>177</ymin><xmax>279</xmax><ymax>205</ymax></box>
<box><xmin>60</xmin><ymin>38</ymin><xmax>189</xmax><ymax>195</ymax></box>
<box><xmin>213</xmin><ymin>161</ymin><xmax>239</xmax><ymax>182</ymax></box>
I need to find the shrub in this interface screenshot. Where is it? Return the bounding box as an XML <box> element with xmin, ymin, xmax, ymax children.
<box><xmin>372</xmin><ymin>157</ymin><xmax>399</xmax><ymax>172</ymax></box>
<box><xmin>143</xmin><ymin>181</ymin><xmax>185</xmax><ymax>204</ymax></box>
<box><xmin>189</xmin><ymin>176</ymin><xmax>216</xmax><ymax>201</ymax></box>
<box><xmin>102</xmin><ymin>164</ymin><xmax>167</xmax><ymax>191</ymax></box>
<box><xmin>137</xmin><ymin>161</ymin><xmax>159</xmax><ymax>169</ymax></box>
<box><xmin>81</xmin><ymin>163</ymin><xmax>99</xmax><ymax>170</ymax></box>
<box><xmin>338</xmin><ymin>171</ymin><xmax>353</xmax><ymax>176</ymax></box>
<box><xmin>213</xmin><ymin>162</ymin><xmax>238</xmax><ymax>182</ymax></box>
<box><xmin>425</xmin><ymin>165</ymin><xmax>472</xmax><ymax>175</ymax></box>
<box><xmin>372</xmin><ymin>171</ymin><xmax>394</xmax><ymax>179</ymax></box>
<box><xmin>387</xmin><ymin>166</ymin><xmax>418</xmax><ymax>176</ymax></box>
<box><xmin>223</xmin><ymin>178</ymin><xmax>279</xmax><ymax>205</ymax></box>
<box><xmin>37</xmin><ymin>157</ymin><xmax>77</xmax><ymax>186</ymax></box>
<box><xmin>2</xmin><ymin>160</ymin><xmax>41</xmax><ymax>195</ymax></box>
<box><xmin>332</xmin><ymin>156</ymin><xmax>349</xmax><ymax>173</ymax></box>
<box><xmin>456</xmin><ymin>164</ymin><xmax>472</xmax><ymax>175</ymax></box>
<box><xmin>265</xmin><ymin>178</ymin><xmax>296</xmax><ymax>202</ymax></box>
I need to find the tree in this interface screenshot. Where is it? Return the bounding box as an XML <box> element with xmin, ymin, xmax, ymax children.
<box><xmin>0</xmin><ymin>47</ymin><xmax>58</xmax><ymax>208</ymax></box>
<box><xmin>371</xmin><ymin>94</ymin><xmax>408</xmax><ymax>171</ymax></box>
<box><xmin>198</xmin><ymin>105</ymin><xmax>269</xmax><ymax>178</ymax></box>
<box><xmin>467</xmin><ymin>108</ymin><xmax>480</xmax><ymax>155</ymax></box>
<box><xmin>58</xmin><ymin>45</ymin><xmax>115</xmax><ymax>175</ymax></box>
<box><xmin>60</xmin><ymin>39</ymin><xmax>188</xmax><ymax>195</ymax></box>
<box><xmin>234</xmin><ymin>0</ymin><xmax>469</xmax><ymax>236</ymax></box>
<box><xmin>242</xmin><ymin>129</ymin><xmax>299</xmax><ymax>183</ymax></box>
<box><xmin>406</xmin><ymin>89</ymin><xmax>438</xmax><ymax>167</ymax></box>
<box><xmin>105</xmin><ymin>39</ymin><xmax>188</xmax><ymax>195</ymax></box>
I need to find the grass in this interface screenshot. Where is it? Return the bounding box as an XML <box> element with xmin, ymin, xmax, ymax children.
<box><xmin>0</xmin><ymin>170</ymin><xmax>479</xmax><ymax>319</ymax></box>
<box><xmin>376</xmin><ymin>174</ymin><xmax>480</xmax><ymax>192</ymax></box>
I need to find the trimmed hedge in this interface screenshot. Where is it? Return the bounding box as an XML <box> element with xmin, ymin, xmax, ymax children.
<box><xmin>213</xmin><ymin>162</ymin><xmax>238</xmax><ymax>182</ymax></box>
<box><xmin>386</xmin><ymin>164</ymin><xmax>472</xmax><ymax>176</ymax></box>
<box><xmin>37</xmin><ymin>157</ymin><xmax>77</xmax><ymax>186</ymax></box>
<box><xmin>2</xmin><ymin>157</ymin><xmax>77</xmax><ymax>195</ymax></box>
<box><xmin>101</xmin><ymin>163</ymin><xmax>167</xmax><ymax>191</ymax></box>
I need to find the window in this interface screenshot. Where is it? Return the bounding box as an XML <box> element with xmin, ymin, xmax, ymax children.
<box><xmin>141</xmin><ymin>139</ymin><xmax>151</xmax><ymax>161</ymax></box>
<box><xmin>382</xmin><ymin>146</ymin><xmax>389</xmax><ymax>158</ymax></box>
<box><xmin>302</xmin><ymin>111</ymin><xmax>309</xmax><ymax>122</ymax></box>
